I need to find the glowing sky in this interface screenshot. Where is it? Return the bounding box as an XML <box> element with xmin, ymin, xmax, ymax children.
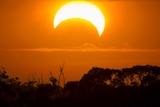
<box><xmin>0</xmin><ymin>0</ymin><xmax>160</xmax><ymax>83</ymax></box>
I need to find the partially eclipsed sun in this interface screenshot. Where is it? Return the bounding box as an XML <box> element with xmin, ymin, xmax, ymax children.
<box><xmin>54</xmin><ymin>1</ymin><xmax>105</xmax><ymax>36</ymax></box>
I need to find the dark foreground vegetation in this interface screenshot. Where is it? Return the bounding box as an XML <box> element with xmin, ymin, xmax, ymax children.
<box><xmin>0</xmin><ymin>65</ymin><xmax>160</xmax><ymax>107</ymax></box>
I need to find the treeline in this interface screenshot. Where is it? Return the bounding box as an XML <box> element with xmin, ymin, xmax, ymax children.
<box><xmin>0</xmin><ymin>65</ymin><xmax>160</xmax><ymax>107</ymax></box>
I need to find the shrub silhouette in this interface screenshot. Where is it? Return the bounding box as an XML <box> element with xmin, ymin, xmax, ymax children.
<box><xmin>0</xmin><ymin>65</ymin><xmax>160</xmax><ymax>107</ymax></box>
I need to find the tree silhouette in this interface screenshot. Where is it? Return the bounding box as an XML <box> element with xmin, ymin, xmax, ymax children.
<box><xmin>58</xmin><ymin>63</ymin><xmax>65</xmax><ymax>87</ymax></box>
<box><xmin>0</xmin><ymin>65</ymin><xmax>160</xmax><ymax>107</ymax></box>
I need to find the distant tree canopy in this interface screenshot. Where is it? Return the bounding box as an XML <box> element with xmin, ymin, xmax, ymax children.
<box><xmin>64</xmin><ymin>65</ymin><xmax>160</xmax><ymax>107</ymax></box>
<box><xmin>79</xmin><ymin>65</ymin><xmax>160</xmax><ymax>88</ymax></box>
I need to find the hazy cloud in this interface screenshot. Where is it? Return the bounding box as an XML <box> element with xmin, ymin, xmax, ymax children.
<box><xmin>1</xmin><ymin>47</ymin><xmax>160</xmax><ymax>52</ymax></box>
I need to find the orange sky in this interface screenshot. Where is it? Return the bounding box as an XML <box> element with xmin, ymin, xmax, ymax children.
<box><xmin>0</xmin><ymin>0</ymin><xmax>160</xmax><ymax>83</ymax></box>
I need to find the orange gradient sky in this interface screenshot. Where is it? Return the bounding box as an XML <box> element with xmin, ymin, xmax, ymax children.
<box><xmin>0</xmin><ymin>0</ymin><xmax>160</xmax><ymax>83</ymax></box>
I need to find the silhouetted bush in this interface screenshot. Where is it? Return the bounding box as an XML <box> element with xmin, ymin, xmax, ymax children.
<box><xmin>0</xmin><ymin>65</ymin><xmax>160</xmax><ymax>107</ymax></box>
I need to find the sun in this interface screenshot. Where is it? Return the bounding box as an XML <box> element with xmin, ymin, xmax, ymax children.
<box><xmin>54</xmin><ymin>1</ymin><xmax>105</xmax><ymax>36</ymax></box>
